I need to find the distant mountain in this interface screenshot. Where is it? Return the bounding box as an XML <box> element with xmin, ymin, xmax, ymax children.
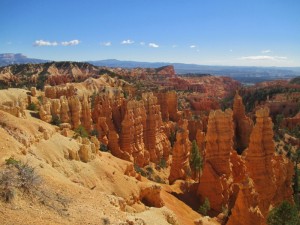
<box><xmin>88</xmin><ymin>59</ymin><xmax>300</xmax><ymax>84</ymax></box>
<box><xmin>0</xmin><ymin>53</ymin><xmax>48</xmax><ymax>66</ymax></box>
<box><xmin>1</xmin><ymin>54</ymin><xmax>300</xmax><ymax>85</ymax></box>
<box><xmin>88</xmin><ymin>59</ymin><xmax>300</xmax><ymax>75</ymax></box>
<box><xmin>88</xmin><ymin>59</ymin><xmax>170</xmax><ymax>69</ymax></box>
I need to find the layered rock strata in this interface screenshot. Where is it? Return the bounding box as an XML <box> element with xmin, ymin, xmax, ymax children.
<box><xmin>169</xmin><ymin>120</ymin><xmax>191</xmax><ymax>184</ymax></box>
<box><xmin>155</xmin><ymin>91</ymin><xmax>178</xmax><ymax>122</ymax></box>
<box><xmin>92</xmin><ymin>93</ymin><xmax>170</xmax><ymax>166</ymax></box>
<box><xmin>119</xmin><ymin>100</ymin><xmax>149</xmax><ymax>167</ymax></box>
<box><xmin>227</xmin><ymin>179</ymin><xmax>265</xmax><ymax>225</ymax></box>
<box><xmin>245</xmin><ymin>107</ymin><xmax>294</xmax><ymax>214</ymax></box>
<box><xmin>197</xmin><ymin>109</ymin><xmax>235</xmax><ymax>212</ymax></box>
<box><xmin>143</xmin><ymin>93</ymin><xmax>170</xmax><ymax>163</ymax></box>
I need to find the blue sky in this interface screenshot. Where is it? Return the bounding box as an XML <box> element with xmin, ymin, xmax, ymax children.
<box><xmin>1</xmin><ymin>0</ymin><xmax>299</xmax><ymax>66</ymax></box>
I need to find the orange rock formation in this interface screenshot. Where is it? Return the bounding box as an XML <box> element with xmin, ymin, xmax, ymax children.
<box><xmin>227</xmin><ymin>180</ymin><xmax>265</xmax><ymax>225</ymax></box>
<box><xmin>119</xmin><ymin>100</ymin><xmax>150</xmax><ymax>167</ymax></box>
<box><xmin>233</xmin><ymin>91</ymin><xmax>253</xmax><ymax>153</ymax></box>
<box><xmin>197</xmin><ymin>109</ymin><xmax>235</xmax><ymax>212</ymax></box>
<box><xmin>92</xmin><ymin>93</ymin><xmax>170</xmax><ymax>166</ymax></box>
<box><xmin>155</xmin><ymin>91</ymin><xmax>178</xmax><ymax>122</ymax></box>
<box><xmin>245</xmin><ymin>107</ymin><xmax>294</xmax><ymax>214</ymax></box>
<box><xmin>169</xmin><ymin>120</ymin><xmax>191</xmax><ymax>184</ymax></box>
<box><xmin>143</xmin><ymin>93</ymin><xmax>170</xmax><ymax>164</ymax></box>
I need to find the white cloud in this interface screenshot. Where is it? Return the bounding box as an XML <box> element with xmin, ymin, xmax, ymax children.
<box><xmin>149</xmin><ymin>43</ymin><xmax>159</xmax><ymax>48</ymax></box>
<box><xmin>239</xmin><ymin>55</ymin><xmax>287</xmax><ymax>60</ymax></box>
<box><xmin>140</xmin><ymin>42</ymin><xmax>145</xmax><ymax>46</ymax></box>
<box><xmin>121</xmin><ymin>39</ymin><xmax>134</xmax><ymax>44</ymax></box>
<box><xmin>101</xmin><ymin>42</ymin><xmax>112</xmax><ymax>46</ymax></box>
<box><xmin>34</xmin><ymin>40</ymin><xmax>58</xmax><ymax>46</ymax></box>
<box><xmin>190</xmin><ymin>45</ymin><xmax>196</xmax><ymax>48</ymax></box>
<box><xmin>61</xmin><ymin>39</ymin><xmax>80</xmax><ymax>46</ymax></box>
<box><xmin>261</xmin><ymin>49</ymin><xmax>272</xmax><ymax>54</ymax></box>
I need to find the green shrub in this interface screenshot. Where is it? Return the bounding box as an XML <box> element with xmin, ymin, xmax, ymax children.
<box><xmin>5</xmin><ymin>157</ymin><xmax>20</xmax><ymax>166</ymax></box>
<box><xmin>145</xmin><ymin>166</ymin><xmax>154</xmax><ymax>174</ymax></box>
<box><xmin>100</xmin><ymin>143</ymin><xmax>108</xmax><ymax>152</ymax></box>
<box><xmin>0</xmin><ymin>157</ymin><xmax>41</xmax><ymax>202</ymax></box>
<box><xmin>198</xmin><ymin>197</ymin><xmax>210</xmax><ymax>216</ymax></box>
<box><xmin>158</xmin><ymin>158</ymin><xmax>167</xmax><ymax>169</ymax></box>
<box><xmin>27</xmin><ymin>102</ymin><xmax>38</xmax><ymax>111</ymax></box>
<box><xmin>37</xmin><ymin>96</ymin><xmax>43</xmax><ymax>104</ymax></box>
<box><xmin>153</xmin><ymin>175</ymin><xmax>165</xmax><ymax>184</ymax></box>
<box><xmin>134</xmin><ymin>164</ymin><xmax>147</xmax><ymax>177</ymax></box>
<box><xmin>267</xmin><ymin>201</ymin><xmax>300</xmax><ymax>225</ymax></box>
<box><xmin>51</xmin><ymin>114</ymin><xmax>61</xmax><ymax>126</ymax></box>
<box><xmin>190</xmin><ymin>140</ymin><xmax>203</xmax><ymax>179</ymax></box>
<box><xmin>74</xmin><ymin>125</ymin><xmax>89</xmax><ymax>138</ymax></box>
<box><xmin>90</xmin><ymin>129</ymin><xmax>99</xmax><ymax>137</ymax></box>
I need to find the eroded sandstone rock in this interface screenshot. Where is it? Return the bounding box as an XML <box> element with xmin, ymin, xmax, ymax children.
<box><xmin>245</xmin><ymin>107</ymin><xmax>294</xmax><ymax>214</ymax></box>
<box><xmin>227</xmin><ymin>179</ymin><xmax>265</xmax><ymax>225</ymax></box>
<box><xmin>233</xmin><ymin>91</ymin><xmax>253</xmax><ymax>153</ymax></box>
<box><xmin>197</xmin><ymin>109</ymin><xmax>235</xmax><ymax>212</ymax></box>
<box><xmin>169</xmin><ymin>120</ymin><xmax>191</xmax><ymax>184</ymax></box>
<box><xmin>143</xmin><ymin>93</ymin><xmax>170</xmax><ymax>164</ymax></box>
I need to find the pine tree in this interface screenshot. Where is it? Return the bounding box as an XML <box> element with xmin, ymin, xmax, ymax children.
<box><xmin>190</xmin><ymin>140</ymin><xmax>203</xmax><ymax>180</ymax></box>
<box><xmin>267</xmin><ymin>201</ymin><xmax>300</xmax><ymax>225</ymax></box>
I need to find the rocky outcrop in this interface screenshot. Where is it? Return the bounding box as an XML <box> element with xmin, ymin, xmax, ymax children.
<box><xmin>155</xmin><ymin>92</ymin><xmax>170</xmax><ymax>122</ymax></box>
<box><xmin>0</xmin><ymin>100</ymin><xmax>26</xmax><ymax>118</ymax></box>
<box><xmin>39</xmin><ymin>95</ymin><xmax>91</xmax><ymax>131</ymax></box>
<box><xmin>78</xmin><ymin>143</ymin><xmax>92</xmax><ymax>163</ymax></box>
<box><xmin>227</xmin><ymin>179</ymin><xmax>265</xmax><ymax>225</ymax></box>
<box><xmin>44</xmin><ymin>85</ymin><xmax>76</xmax><ymax>99</ymax></box>
<box><xmin>92</xmin><ymin>95</ymin><xmax>120</xmax><ymax>153</ymax></box>
<box><xmin>197</xmin><ymin>109</ymin><xmax>235</xmax><ymax>212</ymax></box>
<box><xmin>139</xmin><ymin>184</ymin><xmax>164</xmax><ymax>207</ymax></box>
<box><xmin>169</xmin><ymin>120</ymin><xmax>191</xmax><ymax>184</ymax></box>
<box><xmin>39</xmin><ymin>91</ymin><xmax>172</xmax><ymax>167</ymax></box>
<box><xmin>39</xmin><ymin>99</ymin><xmax>52</xmax><ymax>122</ymax></box>
<box><xmin>166</xmin><ymin>91</ymin><xmax>178</xmax><ymax>121</ymax></box>
<box><xmin>119</xmin><ymin>100</ymin><xmax>149</xmax><ymax>167</ymax></box>
<box><xmin>68</xmin><ymin>96</ymin><xmax>82</xmax><ymax>129</ymax></box>
<box><xmin>156</xmin><ymin>65</ymin><xmax>175</xmax><ymax>77</ymax></box>
<box><xmin>31</xmin><ymin>87</ymin><xmax>37</xmax><ymax>97</ymax></box>
<box><xmin>60</xmin><ymin>96</ymin><xmax>70</xmax><ymax>123</ymax></box>
<box><xmin>283</xmin><ymin>112</ymin><xmax>300</xmax><ymax>129</ymax></box>
<box><xmin>90</xmin><ymin>136</ymin><xmax>100</xmax><ymax>152</ymax></box>
<box><xmin>233</xmin><ymin>91</ymin><xmax>253</xmax><ymax>153</ymax></box>
<box><xmin>245</xmin><ymin>107</ymin><xmax>294</xmax><ymax>214</ymax></box>
<box><xmin>81</xmin><ymin>96</ymin><xmax>92</xmax><ymax>132</ymax></box>
<box><xmin>195</xmin><ymin>129</ymin><xmax>205</xmax><ymax>156</ymax></box>
<box><xmin>245</xmin><ymin>107</ymin><xmax>275</xmax><ymax>213</ymax></box>
<box><xmin>143</xmin><ymin>93</ymin><xmax>170</xmax><ymax>163</ymax></box>
<box><xmin>188</xmin><ymin>120</ymin><xmax>203</xmax><ymax>142</ymax></box>
<box><xmin>155</xmin><ymin>91</ymin><xmax>178</xmax><ymax>122</ymax></box>
<box><xmin>204</xmin><ymin>109</ymin><xmax>234</xmax><ymax>175</ymax></box>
